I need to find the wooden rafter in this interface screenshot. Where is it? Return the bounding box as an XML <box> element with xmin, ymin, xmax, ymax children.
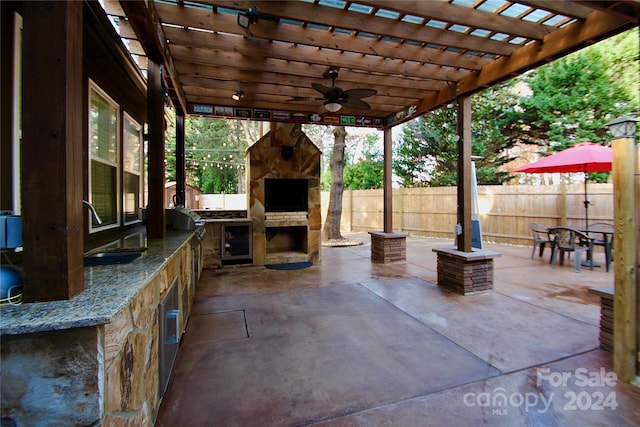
<box><xmin>111</xmin><ymin>0</ymin><xmax>638</xmax><ymax>127</ymax></box>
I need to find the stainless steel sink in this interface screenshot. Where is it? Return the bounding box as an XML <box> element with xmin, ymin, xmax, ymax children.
<box><xmin>83</xmin><ymin>250</ymin><xmax>144</xmax><ymax>266</ymax></box>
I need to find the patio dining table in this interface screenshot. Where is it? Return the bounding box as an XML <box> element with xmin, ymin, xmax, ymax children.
<box><xmin>581</xmin><ymin>224</ymin><xmax>614</xmax><ymax>272</ymax></box>
<box><xmin>548</xmin><ymin>226</ymin><xmax>596</xmax><ymax>272</ymax></box>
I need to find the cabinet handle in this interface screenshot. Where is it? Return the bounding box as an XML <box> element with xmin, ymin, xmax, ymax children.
<box><xmin>166</xmin><ymin>309</ymin><xmax>180</xmax><ymax>344</ymax></box>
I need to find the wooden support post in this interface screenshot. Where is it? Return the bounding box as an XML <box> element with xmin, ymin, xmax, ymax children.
<box><xmin>175</xmin><ymin>111</ymin><xmax>186</xmax><ymax>207</ymax></box>
<box><xmin>383</xmin><ymin>127</ymin><xmax>393</xmax><ymax>233</ymax></box>
<box><xmin>456</xmin><ymin>96</ymin><xmax>472</xmax><ymax>252</ymax></box>
<box><xmin>636</xmin><ymin>144</ymin><xmax>640</xmax><ymax>376</ymax></box>
<box><xmin>612</xmin><ymin>137</ymin><xmax>637</xmax><ymax>382</ymax></box>
<box><xmin>22</xmin><ymin>1</ymin><xmax>84</xmax><ymax>301</ymax></box>
<box><xmin>146</xmin><ymin>60</ymin><xmax>166</xmax><ymax>238</ymax></box>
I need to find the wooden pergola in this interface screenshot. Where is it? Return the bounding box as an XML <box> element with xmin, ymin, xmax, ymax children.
<box><xmin>106</xmin><ymin>0</ymin><xmax>638</xmax><ymax>243</ymax></box>
<box><xmin>11</xmin><ymin>0</ymin><xmax>639</xmax><ymax>381</ymax></box>
<box><xmin>109</xmin><ymin>0</ymin><xmax>637</xmax><ymax>122</ymax></box>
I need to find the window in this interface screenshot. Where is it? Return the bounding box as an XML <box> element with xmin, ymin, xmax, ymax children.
<box><xmin>12</xmin><ymin>13</ymin><xmax>22</xmax><ymax>215</ymax></box>
<box><xmin>89</xmin><ymin>81</ymin><xmax>120</xmax><ymax>231</ymax></box>
<box><xmin>123</xmin><ymin>113</ymin><xmax>143</xmax><ymax>224</ymax></box>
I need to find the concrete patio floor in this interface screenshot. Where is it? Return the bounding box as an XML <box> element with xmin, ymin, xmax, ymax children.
<box><xmin>155</xmin><ymin>234</ymin><xmax>640</xmax><ymax>426</ymax></box>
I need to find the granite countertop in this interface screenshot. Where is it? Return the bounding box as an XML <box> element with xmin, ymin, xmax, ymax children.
<box><xmin>202</xmin><ymin>218</ymin><xmax>251</xmax><ymax>223</ymax></box>
<box><xmin>0</xmin><ymin>230</ymin><xmax>195</xmax><ymax>336</ymax></box>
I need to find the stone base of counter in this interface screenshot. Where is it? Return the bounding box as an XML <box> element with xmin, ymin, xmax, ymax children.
<box><xmin>588</xmin><ymin>286</ymin><xmax>614</xmax><ymax>352</ymax></box>
<box><xmin>369</xmin><ymin>231</ymin><xmax>407</xmax><ymax>263</ymax></box>
<box><xmin>433</xmin><ymin>247</ymin><xmax>500</xmax><ymax>295</ymax></box>
<box><xmin>0</xmin><ymin>235</ymin><xmax>195</xmax><ymax>427</ymax></box>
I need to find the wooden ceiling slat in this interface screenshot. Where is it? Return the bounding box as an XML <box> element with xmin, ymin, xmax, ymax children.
<box><xmin>179</xmin><ymin>74</ymin><xmax>434</xmax><ymax>100</ymax></box>
<box><xmin>165</xmin><ymin>28</ymin><xmax>469</xmax><ymax>82</ymax></box>
<box><xmin>518</xmin><ymin>0</ymin><xmax>593</xmax><ymax>19</ymax></box>
<box><xmin>185</xmin><ymin>93</ymin><xmax>395</xmax><ymax>117</ymax></box>
<box><xmin>176</xmin><ymin>63</ymin><xmax>446</xmax><ymax>92</ymax></box>
<box><xmin>357</xmin><ymin>0</ymin><xmax>552</xmax><ymax>40</ymax></box>
<box><xmin>181</xmin><ymin>77</ymin><xmax>426</xmax><ymax>105</ymax></box>
<box><xmin>156</xmin><ymin>2</ymin><xmax>490</xmax><ymax>71</ymax></box>
<box><xmin>183</xmin><ymin>85</ymin><xmax>414</xmax><ymax>108</ymax></box>
<box><xmin>115</xmin><ymin>20</ymin><xmax>137</xmax><ymax>39</ymax></box>
<box><xmin>125</xmin><ymin>39</ymin><xmax>146</xmax><ymax>56</ymax></box>
<box><xmin>203</xmin><ymin>0</ymin><xmax>518</xmax><ymax>56</ymax></box>
<box><xmin>169</xmin><ymin>46</ymin><xmax>464</xmax><ymax>91</ymax></box>
<box><xmin>102</xmin><ymin>0</ymin><xmax>126</xmax><ymax>17</ymax></box>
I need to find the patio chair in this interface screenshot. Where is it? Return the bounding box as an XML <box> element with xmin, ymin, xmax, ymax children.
<box><xmin>587</xmin><ymin>222</ymin><xmax>614</xmax><ymax>272</ymax></box>
<box><xmin>549</xmin><ymin>227</ymin><xmax>593</xmax><ymax>272</ymax></box>
<box><xmin>527</xmin><ymin>222</ymin><xmax>553</xmax><ymax>259</ymax></box>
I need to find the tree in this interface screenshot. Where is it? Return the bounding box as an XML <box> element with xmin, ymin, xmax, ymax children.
<box><xmin>302</xmin><ymin>124</ymin><xmax>336</xmax><ymax>191</ymax></box>
<box><xmin>394</xmin><ymin>104</ymin><xmax>458</xmax><ymax>187</ymax></box>
<box><xmin>519</xmin><ymin>48</ymin><xmax>629</xmax><ymax>150</ymax></box>
<box><xmin>585</xmin><ymin>28</ymin><xmax>639</xmax><ymax>113</ymax></box>
<box><xmin>165</xmin><ymin>115</ymin><xmax>248</xmax><ymax>193</ymax></box>
<box><xmin>394</xmin><ymin>82</ymin><xmax>519</xmax><ymax>187</ymax></box>
<box><xmin>322</xmin><ymin>126</ymin><xmax>347</xmax><ymax>241</ymax></box>
<box><xmin>343</xmin><ymin>133</ymin><xmax>384</xmax><ymax>190</ymax></box>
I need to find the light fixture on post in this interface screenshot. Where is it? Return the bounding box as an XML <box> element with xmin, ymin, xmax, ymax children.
<box><xmin>232</xmin><ymin>89</ymin><xmax>244</xmax><ymax>101</ymax></box>
<box><xmin>324</xmin><ymin>101</ymin><xmax>342</xmax><ymax>113</ymax></box>
<box><xmin>605</xmin><ymin>115</ymin><xmax>638</xmax><ymax>139</ymax></box>
<box><xmin>237</xmin><ymin>12</ymin><xmax>253</xmax><ymax>30</ymax></box>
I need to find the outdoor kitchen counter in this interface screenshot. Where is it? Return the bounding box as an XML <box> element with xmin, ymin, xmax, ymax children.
<box><xmin>0</xmin><ymin>229</ymin><xmax>194</xmax><ymax>336</ymax></box>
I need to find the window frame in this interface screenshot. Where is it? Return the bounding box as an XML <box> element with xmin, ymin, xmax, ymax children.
<box><xmin>122</xmin><ymin>112</ymin><xmax>143</xmax><ymax>225</ymax></box>
<box><xmin>88</xmin><ymin>79</ymin><xmax>121</xmax><ymax>233</ymax></box>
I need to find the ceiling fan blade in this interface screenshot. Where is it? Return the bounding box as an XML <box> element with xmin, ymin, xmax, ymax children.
<box><xmin>311</xmin><ymin>83</ymin><xmax>333</xmax><ymax>95</ymax></box>
<box><xmin>340</xmin><ymin>99</ymin><xmax>371</xmax><ymax>110</ymax></box>
<box><xmin>342</xmin><ymin>88</ymin><xmax>377</xmax><ymax>100</ymax></box>
<box><xmin>288</xmin><ymin>96</ymin><xmax>324</xmax><ymax>101</ymax></box>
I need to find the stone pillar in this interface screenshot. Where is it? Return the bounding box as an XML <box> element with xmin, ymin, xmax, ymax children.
<box><xmin>432</xmin><ymin>247</ymin><xmax>500</xmax><ymax>295</ymax></box>
<box><xmin>369</xmin><ymin>231</ymin><xmax>407</xmax><ymax>263</ymax></box>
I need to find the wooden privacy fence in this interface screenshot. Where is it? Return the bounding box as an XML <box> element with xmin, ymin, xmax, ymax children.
<box><xmin>321</xmin><ymin>183</ymin><xmax>614</xmax><ymax>246</ymax></box>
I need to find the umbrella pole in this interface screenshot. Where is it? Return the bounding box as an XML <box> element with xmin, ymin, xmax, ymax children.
<box><xmin>584</xmin><ymin>171</ymin><xmax>589</xmax><ymax>230</ymax></box>
<box><xmin>581</xmin><ymin>170</ymin><xmax>600</xmax><ymax>268</ymax></box>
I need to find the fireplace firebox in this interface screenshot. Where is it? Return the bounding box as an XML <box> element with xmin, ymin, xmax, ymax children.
<box><xmin>264</xmin><ymin>178</ymin><xmax>308</xmax><ymax>212</ymax></box>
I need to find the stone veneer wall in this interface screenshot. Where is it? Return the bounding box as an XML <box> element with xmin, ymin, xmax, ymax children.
<box><xmin>0</xmin><ymin>243</ymin><xmax>193</xmax><ymax>426</ymax></box>
<box><xmin>247</xmin><ymin>124</ymin><xmax>321</xmax><ymax>265</ymax></box>
<box><xmin>196</xmin><ymin>210</ymin><xmax>249</xmax><ymax>269</ymax></box>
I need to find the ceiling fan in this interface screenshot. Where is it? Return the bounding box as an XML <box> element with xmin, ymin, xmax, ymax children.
<box><xmin>289</xmin><ymin>69</ymin><xmax>377</xmax><ymax>112</ymax></box>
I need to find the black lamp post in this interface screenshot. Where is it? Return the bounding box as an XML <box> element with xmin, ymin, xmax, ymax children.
<box><xmin>605</xmin><ymin>116</ymin><xmax>638</xmax><ymax>139</ymax></box>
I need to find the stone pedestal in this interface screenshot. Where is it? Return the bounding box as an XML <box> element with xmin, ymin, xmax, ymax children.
<box><xmin>369</xmin><ymin>231</ymin><xmax>407</xmax><ymax>263</ymax></box>
<box><xmin>589</xmin><ymin>286</ymin><xmax>614</xmax><ymax>352</ymax></box>
<box><xmin>432</xmin><ymin>247</ymin><xmax>500</xmax><ymax>295</ymax></box>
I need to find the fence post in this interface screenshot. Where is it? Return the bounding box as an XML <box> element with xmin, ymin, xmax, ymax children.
<box><xmin>560</xmin><ymin>180</ymin><xmax>567</xmax><ymax>225</ymax></box>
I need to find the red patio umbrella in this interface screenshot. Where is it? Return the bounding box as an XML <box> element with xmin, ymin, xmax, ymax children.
<box><xmin>512</xmin><ymin>142</ymin><xmax>613</xmax><ymax>229</ymax></box>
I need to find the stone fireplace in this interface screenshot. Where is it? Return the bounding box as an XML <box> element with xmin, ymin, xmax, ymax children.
<box><xmin>247</xmin><ymin>124</ymin><xmax>321</xmax><ymax>265</ymax></box>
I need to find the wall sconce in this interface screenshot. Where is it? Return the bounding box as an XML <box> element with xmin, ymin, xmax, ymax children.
<box><xmin>232</xmin><ymin>89</ymin><xmax>244</xmax><ymax>101</ymax></box>
<box><xmin>605</xmin><ymin>116</ymin><xmax>638</xmax><ymax>139</ymax></box>
<box><xmin>324</xmin><ymin>101</ymin><xmax>342</xmax><ymax>112</ymax></box>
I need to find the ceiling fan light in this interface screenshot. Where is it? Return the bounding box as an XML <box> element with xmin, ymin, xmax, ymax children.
<box><xmin>324</xmin><ymin>102</ymin><xmax>342</xmax><ymax>112</ymax></box>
